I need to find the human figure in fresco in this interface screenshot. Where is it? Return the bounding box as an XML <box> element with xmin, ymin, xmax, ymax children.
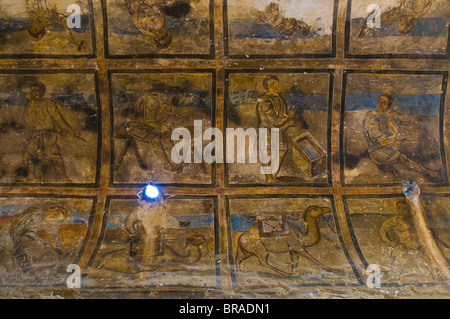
<box><xmin>0</xmin><ymin>206</ymin><xmax>68</xmax><ymax>274</ymax></box>
<box><xmin>378</xmin><ymin>200</ymin><xmax>436</xmax><ymax>279</ymax></box>
<box><xmin>251</xmin><ymin>2</ymin><xmax>311</xmax><ymax>37</ymax></box>
<box><xmin>359</xmin><ymin>0</ymin><xmax>433</xmax><ymax>37</ymax></box>
<box><xmin>362</xmin><ymin>94</ymin><xmax>439</xmax><ymax>178</ymax></box>
<box><xmin>256</xmin><ymin>75</ymin><xmax>305</xmax><ymax>183</ymax></box>
<box><xmin>116</xmin><ymin>88</ymin><xmax>184</xmax><ymax>173</ymax></box>
<box><xmin>23</xmin><ymin>82</ymin><xmax>82</xmax><ymax>182</ymax></box>
<box><xmin>379</xmin><ymin>200</ymin><xmax>420</xmax><ymax>251</ymax></box>
<box><xmin>90</xmin><ymin>198</ymin><xmax>213</xmax><ymax>276</ymax></box>
<box><xmin>125</xmin><ymin>0</ymin><xmax>193</xmax><ymax>49</ymax></box>
<box><xmin>25</xmin><ymin>0</ymin><xmax>85</xmax><ymax>50</ymax></box>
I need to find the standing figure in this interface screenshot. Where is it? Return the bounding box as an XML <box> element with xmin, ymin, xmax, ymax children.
<box><xmin>256</xmin><ymin>76</ymin><xmax>305</xmax><ymax>183</ymax></box>
<box><xmin>23</xmin><ymin>82</ymin><xmax>80</xmax><ymax>181</ymax></box>
<box><xmin>25</xmin><ymin>0</ymin><xmax>85</xmax><ymax>50</ymax></box>
<box><xmin>362</xmin><ymin>94</ymin><xmax>439</xmax><ymax>178</ymax></box>
<box><xmin>359</xmin><ymin>0</ymin><xmax>433</xmax><ymax>37</ymax></box>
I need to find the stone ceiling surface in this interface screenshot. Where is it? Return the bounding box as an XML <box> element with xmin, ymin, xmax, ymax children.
<box><xmin>0</xmin><ymin>0</ymin><xmax>449</xmax><ymax>299</ymax></box>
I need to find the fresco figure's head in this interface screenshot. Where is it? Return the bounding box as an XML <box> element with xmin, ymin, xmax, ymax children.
<box><xmin>263</xmin><ymin>75</ymin><xmax>280</xmax><ymax>94</ymax></box>
<box><xmin>396</xmin><ymin>200</ymin><xmax>412</xmax><ymax>218</ymax></box>
<box><xmin>28</xmin><ymin>82</ymin><xmax>46</xmax><ymax>100</ymax></box>
<box><xmin>377</xmin><ymin>94</ymin><xmax>394</xmax><ymax>112</ymax></box>
<box><xmin>398</xmin><ymin>15</ymin><xmax>415</xmax><ymax>34</ymax></box>
<box><xmin>44</xmin><ymin>206</ymin><xmax>69</xmax><ymax>222</ymax></box>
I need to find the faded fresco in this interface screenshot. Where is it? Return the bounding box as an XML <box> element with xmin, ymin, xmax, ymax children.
<box><xmin>0</xmin><ymin>72</ymin><xmax>100</xmax><ymax>186</ymax></box>
<box><xmin>0</xmin><ymin>0</ymin><xmax>449</xmax><ymax>300</ymax></box>
<box><xmin>103</xmin><ymin>0</ymin><xmax>213</xmax><ymax>57</ymax></box>
<box><xmin>347</xmin><ymin>0</ymin><xmax>450</xmax><ymax>57</ymax></box>
<box><xmin>0</xmin><ymin>0</ymin><xmax>95</xmax><ymax>57</ymax></box>
<box><xmin>344</xmin><ymin>195</ymin><xmax>449</xmax><ymax>285</ymax></box>
<box><xmin>110</xmin><ymin>71</ymin><xmax>214</xmax><ymax>186</ymax></box>
<box><xmin>226</xmin><ymin>71</ymin><xmax>331</xmax><ymax>185</ymax></box>
<box><xmin>86</xmin><ymin>197</ymin><xmax>217</xmax><ymax>288</ymax></box>
<box><xmin>342</xmin><ymin>72</ymin><xmax>447</xmax><ymax>186</ymax></box>
<box><xmin>0</xmin><ymin>196</ymin><xmax>94</xmax><ymax>286</ymax></box>
<box><xmin>228</xmin><ymin>196</ymin><xmax>357</xmax><ymax>289</ymax></box>
<box><xmin>225</xmin><ymin>0</ymin><xmax>336</xmax><ymax>57</ymax></box>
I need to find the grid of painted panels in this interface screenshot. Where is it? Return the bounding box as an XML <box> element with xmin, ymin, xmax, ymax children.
<box><xmin>0</xmin><ymin>0</ymin><xmax>449</xmax><ymax>297</ymax></box>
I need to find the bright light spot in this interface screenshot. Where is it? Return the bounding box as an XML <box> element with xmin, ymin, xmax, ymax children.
<box><xmin>144</xmin><ymin>185</ymin><xmax>160</xmax><ymax>199</ymax></box>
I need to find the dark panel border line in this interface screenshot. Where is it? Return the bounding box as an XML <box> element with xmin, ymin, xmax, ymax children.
<box><xmin>223</xmin><ymin>0</ymin><xmax>338</xmax><ymax>59</ymax></box>
<box><xmin>0</xmin><ymin>194</ymin><xmax>98</xmax><ymax>288</ymax></box>
<box><xmin>102</xmin><ymin>0</ymin><xmax>215</xmax><ymax>59</ymax></box>
<box><xmin>339</xmin><ymin>69</ymin><xmax>449</xmax><ymax>188</ymax></box>
<box><xmin>108</xmin><ymin>69</ymin><xmax>217</xmax><ymax>188</ymax></box>
<box><xmin>344</xmin><ymin>0</ymin><xmax>450</xmax><ymax>60</ymax></box>
<box><xmin>225</xmin><ymin>194</ymin><xmax>364</xmax><ymax>290</ymax></box>
<box><xmin>342</xmin><ymin>193</ymin><xmax>450</xmax><ymax>287</ymax></box>
<box><xmin>0</xmin><ymin>0</ymin><xmax>97</xmax><ymax>59</ymax></box>
<box><xmin>86</xmin><ymin>195</ymin><xmax>222</xmax><ymax>290</ymax></box>
<box><xmin>224</xmin><ymin>69</ymin><xmax>334</xmax><ymax>188</ymax></box>
<box><xmin>0</xmin><ymin>69</ymin><xmax>102</xmax><ymax>188</ymax></box>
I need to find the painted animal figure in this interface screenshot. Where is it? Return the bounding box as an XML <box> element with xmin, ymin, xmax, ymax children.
<box><xmin>165</xmin><ymin>234</ymin><xmax>214</xmax><ymax>263</ymax></box>
<box><xmin>235</xmin><ymin>206</ymin><xmax>339</xmax><ymax>277</ymax></box>
<box><xmin>95</xmin><ymin>234</ymin><xmax>213</xmax><ymax>274</ymax></box>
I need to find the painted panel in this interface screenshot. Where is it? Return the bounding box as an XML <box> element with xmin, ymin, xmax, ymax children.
<box><xmin>0</xmin><ymin>71</ymin><xmax>101</xmax><ymax>187</ymax></box>
<box><xmin>86</xmin><ymin>196</ymin><xmax>219</xmax><ymax>289</ymax></box>
<box><xmin>227</xmin><ymin>196</ymin><xmax>359</xmax><ymax>289</ymax></box>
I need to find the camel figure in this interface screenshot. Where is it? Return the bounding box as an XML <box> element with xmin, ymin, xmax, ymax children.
<box><xmin>235</xmin><ymin>206</ymin><xmax>339</xmax><ymax>277</ymax></box>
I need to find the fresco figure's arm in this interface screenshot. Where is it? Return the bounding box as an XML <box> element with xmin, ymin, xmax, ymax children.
<box><xmin>155</xmin><ymin>99</ymin><xmax>173</xmax><ymax>124</ymax></box>
<box><xmin>46</xmin><ymin>100</ymin><xmax>74</xmax><ymax>135</ymax></box>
